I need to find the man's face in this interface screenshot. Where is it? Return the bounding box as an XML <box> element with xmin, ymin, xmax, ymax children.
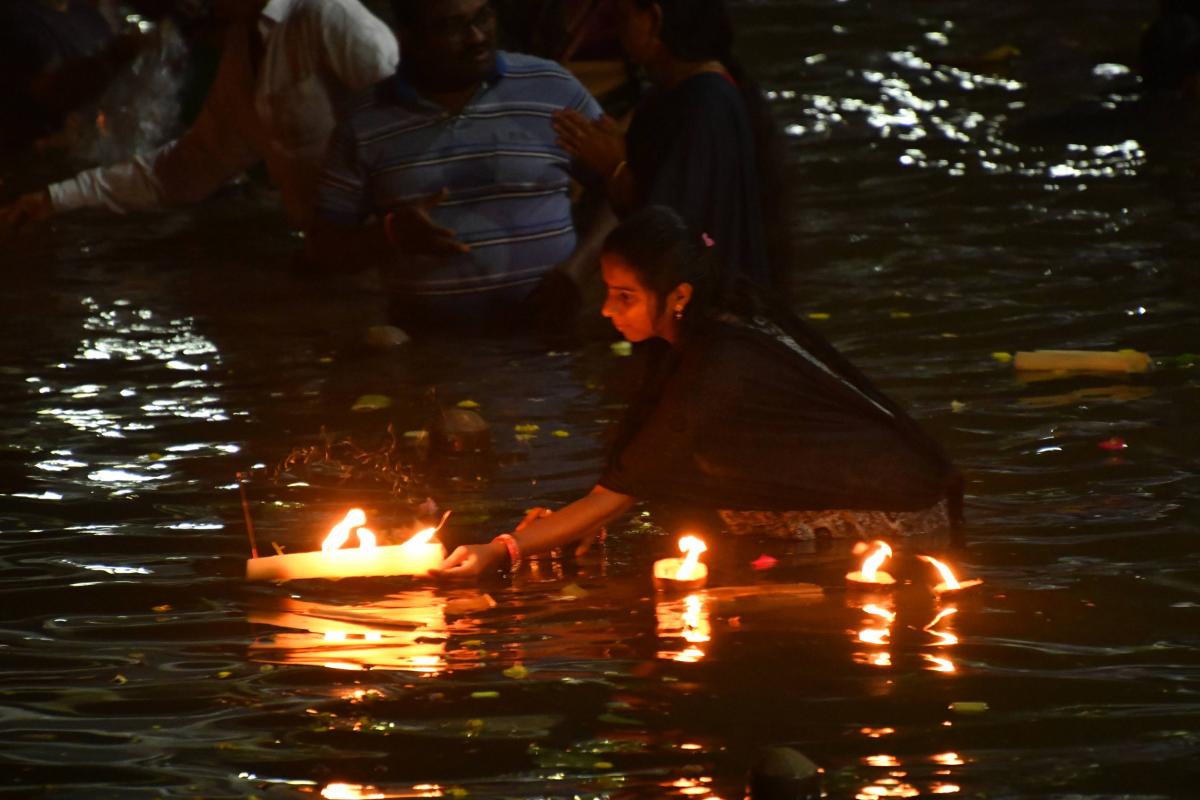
<box><xmin>403</xmin><ymin>0</ymin><xmax>498</xmax><ymax>91</ymax></box>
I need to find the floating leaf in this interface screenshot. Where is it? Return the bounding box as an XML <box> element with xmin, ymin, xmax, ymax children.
<box><xmin>552</xmin><ymin>429</ymin><xmax>570</xmax><ymax>438</ymax></box>
<box><xmin>950</xmin><ymin>400</ymin><xmax>967</xmax><ymax>413</ymax></box>
<box><xmin>559</xmin><ymin>582</ymin><xmax>588</xmax><ymax>599</ymax></box>
<box><xmin>980</xmin><ymin>44</ymin><xmax>1020</xmax><ymax>63</ymax></box>
<box><xmin>217</xmin><ymin>671</ymin><xmax>233</xmax><ymax>679</ymax></box>
<box><xmin>457</xmin><ymin>399</ymin><xmax>481</xmax><ymax>409</ymax></box>
<box><xmin>807</xmin><ymin>312</ymin><xmax>831</xmax><ymax>320</ymax></box>
<box><xmin>889</xmin><ymin>311</ymin><xmax>912</xmax><ymax>319</ymax></box>
<box><xmin>597</xmin><ymin>713</ymin><xmax>642</xmax><ymax>726</ymax></box>
<box><xmin>992</xmin><ymin>351</ymin><xmax>1013</xmax><ymax>363</ymax></box>
<box><xmin>610</xmin><ymin>341</ymin><xmax>633</xmax><ymax>356</ymax></box>
<box><xmin>514</xmin><ymin>423</ymin><xmax>540</xmax><ymax>434</ymax></box>
<box><xmin>351</xmin><ymin>394</ymin><xmax>392</xmax><ymax>412</ymax></box>
<box><xmin>503</xmin><ymin>664</ymin><xmax>529</xmax><ymax>680</ymax></box>
<box><xmin>471</xmin><ymin>691</ymin><xmax>500</xmax><ymax>699</ymax></box>
<box><xmin>949</xmin><ymin>701</ymin><xmax>989</xmax><ymax>714</ymax></box>
<box><xmin>112</xmin><ymin>674</ymin><xmax>127</xmax><ymax>685</ymax></box>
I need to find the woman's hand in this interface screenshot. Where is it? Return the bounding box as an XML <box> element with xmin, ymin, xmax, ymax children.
<box><xmin>432</xmin><ymin>540</ymin><xmax>507</xmax><ymax>579</ymax></box>
<box><xmin>552</xmin><ymin>110</ymin><xmax>625</xmax><ymax>179</ymax></box>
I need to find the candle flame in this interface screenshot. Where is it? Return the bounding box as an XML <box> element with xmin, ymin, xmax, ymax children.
<box><xmin>355</xmin><ymin>527</ymin><xmax>377</xmax><ymax>550</ymax></box>
<box><xmin>675</xmin><ymin>535</ymin><xmax>707</xmax><ymax>580</ymax></box>
<box><xmin>861</xmin><ymin>540</ymin><xmax>892</xmax><ymax>581</ymax></box>
<box><xmin>402</xmin><ymin>527</ymin><xmax>436</xmax><ymax>548</ymax></box>
<box><xmin>920</xmin><ymin>555</ymin><xmax>961</xmax><ymax>589</ymax></box>
<box><xmin>322</xmin><ymin>508</ymin><xmax>367</xmax><ymax>552</ymax></box>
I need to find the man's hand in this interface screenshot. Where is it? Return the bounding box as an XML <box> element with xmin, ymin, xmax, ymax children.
<box><xmin>0</xmin><ymin>191</ymin><xmax>54</xmax><ymax>236</ymax></box>
<box><xmin>385</xmin><ymin>189</ymin><xmax>471</xmax><ymax>256</ymax></box>
<box><xmin>552</xmin><ymin>110</ymin><xmax>625</xmax><ymax>178</ymax></box>
<box><xmin>432</xmin><ymin>540</ymin><xmax>507</xmax><ymax>579</ymax></box>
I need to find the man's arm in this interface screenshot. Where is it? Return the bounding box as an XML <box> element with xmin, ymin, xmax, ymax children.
<box><xmin>307</xmin><ymin>189</ymin><xmax>471</xmax><ymax>273</ymax></box>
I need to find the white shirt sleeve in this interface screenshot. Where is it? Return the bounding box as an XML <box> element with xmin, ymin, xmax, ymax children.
<box><xmin>315</xmin><ymin>0</ymin><xmax>399</xmax><ymax>92</ymax></box>
<box><xmin>48</xmin><ymin>41</ymin><xmax>260</xmax><ymax>214</ymax></box>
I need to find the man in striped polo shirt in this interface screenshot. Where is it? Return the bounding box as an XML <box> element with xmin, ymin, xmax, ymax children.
<box><xmin>308</xmin><ymin>0</ymin><xmax>609</xmax><ymax>332</ymax></box>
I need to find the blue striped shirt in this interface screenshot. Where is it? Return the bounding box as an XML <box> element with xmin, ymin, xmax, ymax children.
<box><xmin>316</xmin><ymin>52</ymin><xmax>601</xmax><ymax>322</ymax></box>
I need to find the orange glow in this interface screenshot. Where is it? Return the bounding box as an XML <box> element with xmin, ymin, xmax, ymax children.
<box><xmin>676</xmin><ymin>535</ymin><xmax>707</xmax><ymax>580</ymax></box>
<box><xmin>860</xmin><ymin>727</ymin><xmax>895</xmax><ymax>738</ymax></box>
<box><xmin>855</xmin><ymin>782</ymin><xmax>919</xmax><ymax>799</ymax></box>
<box><xmin>924</xmin><ymin>606</ymin><xmax>959</xmax><ymax>646</ymax></box>
<box><xmin>848</xmin><ymin>541</ymin><xmax>895</xmax><ymax>585</ymax></box>
<box><xmin>930</xmin><ymin>783</ymin><xmax>961</xmax><ymax>794</ymax></box>
<box><xmin>919</xmin><ymin>555</ymin><xmax>982</xmax><ymax>594</ymax></box>
<box><xmin>865</xmin><ymin>754</ymin><xmax>900</xmax><ymax>767</ymax></box>
<box><xmin>932</xmin><ymin>752</ymin><xmax>964</xmax><ymax>766</ymax></box>
<box><xmin>656</xmin><ymin>592</ymin><xmax>711</xmax><ymax>662</ymax></box>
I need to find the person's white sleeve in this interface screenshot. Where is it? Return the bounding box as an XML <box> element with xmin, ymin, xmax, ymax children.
<box><xmin>317</xmin><ymin>0</ymin><xmax>400</xmax><ymax>90</ymax></box>
<box><xmin>47</xmin><ymin>42</ymin><xmax>260</xmax><ymax>214</ymax></box>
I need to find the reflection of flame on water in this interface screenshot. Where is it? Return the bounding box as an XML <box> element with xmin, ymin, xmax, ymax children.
<box><xmin>248</xmin><ymin>591</ymin><xmax>450</xmax><ymax>673</ymax></box>
<box><xmin>919</xmin><ymin>555</ymin><xmax>982</xmax><ymax>594</ymax></box>
<box><xmin>854</xmin><ymin>601</ymin><xmax>894</xmax><ymax>660</ymax></box>
<box><xmin>660</xmin><ymin>776</ymin><xmax>715</xmax><ymax>796</ymax></box>
<box><xmin>656</xmin><ymin>592</ymin><xmax>711</xmax><ymax>662</ymax></box>
<box><xmin>847</xmin><ymin>540</ymin><xmax>895</xmax><ymax>586</ymax></box>
<box><xmin>322</xmin><ymin>783</ymin><xmax>443</xmax><ymax>799</ymax></box>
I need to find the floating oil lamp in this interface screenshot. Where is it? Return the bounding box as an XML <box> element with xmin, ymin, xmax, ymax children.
<box><xmin>245</xmin><ymin>508</ymin><xmax>447</xmax><ymax>582</ymax></box>
<box><xmin>846</xmin><ymin>540</ymin><xmax>896</xmax><ymax>588</ymax></box>
<box><xmin>919</xmin><ymin>555</ymin><xmax>982</xmax><ymax>595</ymax></box>
<box><xmin>653</xmin><ymin>535</ymin><xmax>708</xmax><ymax>592</ymax></box>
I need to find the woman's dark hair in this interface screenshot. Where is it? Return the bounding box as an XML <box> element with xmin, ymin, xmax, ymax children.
<box><xmin>632</xmin><ymin>0</ymin><xmax>793</xmax><ymax>287</ymax></box>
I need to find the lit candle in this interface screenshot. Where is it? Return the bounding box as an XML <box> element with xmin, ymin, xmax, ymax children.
<box><xmin>653</xmin><ymin>535</ymin><xmax>709</xmax><ymax>591</ymax></box>
<box><xmin>919</xmin><ymin>555</ymin><xmax>982</xmax><ymax>595</ymax></box>
<box><xmin>245</xmin><ymin>508</ymin><xmax>446</xmax><ymax>582</ymax></box>
<box><xmin>846</xmin><ymin>540</ymin><xmax>896</xmax><ymax>588</ymax></box>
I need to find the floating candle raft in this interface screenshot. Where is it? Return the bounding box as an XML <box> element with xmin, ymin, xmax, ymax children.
<box><xmin>246</xmin><ymin>508</ymin><xmax>445</xmax><ymax>582</ymax></box>
<box><xmin>846</xmin><ymin>540</ymin><xmax>895</xmax><ymax>588</ymax></box>
<box><xmin>653</xmin><ymin>535</ymin><xmax>709</xmax><ymax>592</ymax></box>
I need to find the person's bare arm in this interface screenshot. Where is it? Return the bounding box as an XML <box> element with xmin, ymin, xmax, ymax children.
<box><xmin>434</xmin><ymin>485</ymin><xmax>637</xmax><ymax>579</ymax></box>
<box><xmin>306</xmin><ymin>189</ymin><xmax>470</xmax><ymax>272</ymax></box>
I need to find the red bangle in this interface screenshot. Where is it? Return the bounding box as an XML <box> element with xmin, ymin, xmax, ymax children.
<box><xmin>493</xmin><ymin>533</ymin><xmax>520</xmax><ymax>569</ymax></box>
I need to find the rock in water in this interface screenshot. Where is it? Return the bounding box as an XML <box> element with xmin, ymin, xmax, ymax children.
<box><xmin>746</xmin><ymin>746</ymin><xmax>822</xmax><ymax>800</ymax></box>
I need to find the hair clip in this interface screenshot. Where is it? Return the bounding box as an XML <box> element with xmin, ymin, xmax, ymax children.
<box><xmin>701</xmin><ymin>232</ymin><xmax>715</xmax><ymax>248</ymax></box>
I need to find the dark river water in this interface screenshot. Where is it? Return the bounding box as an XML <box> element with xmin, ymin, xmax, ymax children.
<box><xmin>3</xmin><ymin>1</ymin><xmax>1200</xmax><ymax>798</ymax></box>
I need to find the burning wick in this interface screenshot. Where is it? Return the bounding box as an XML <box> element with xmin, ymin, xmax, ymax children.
<box><xmin>653</xmin><ymin>534</ymin><xmax>709</xmax><ymax>591</ymax></box>
<box><xmin>322</xmin><ymin>508</ymin><xmax>369</xmax><ymax>551</ymax></box>
<box><xmin>846</xmin><ymin>540</ymin><xmax>896</xmax><ymax>587</ymax></box>
<box><xmin>675</xmin><ymin>535</ymin><xmax>707</xmax><ymax>580</ymax></box>
<box><xmin>919</xmin><ymin>555</ymin><xmax>982</xmax><ymax>594</ymax></box>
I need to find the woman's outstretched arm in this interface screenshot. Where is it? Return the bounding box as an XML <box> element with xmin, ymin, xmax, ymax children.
<box><xmin>434</xmin><ymin>485</ymin><xmax>637</xmax><ymax>579</ymax></box>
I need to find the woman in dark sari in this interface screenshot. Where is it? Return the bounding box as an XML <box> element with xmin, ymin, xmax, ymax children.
<box><xmin>551</xmin><ymin>0</ymin><xmax>787</xmax><ymax>291</ymax></box>
<box><xmin>436</xmin><ymin>206</ymin><xmax>960</xmax><ymax>578</ymax></box>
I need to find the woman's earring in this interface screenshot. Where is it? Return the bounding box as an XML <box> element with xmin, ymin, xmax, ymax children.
<box><xmin>673</xmin><ymin>306</ymin><xmax>683</xmax><ymax>321</ymax></box>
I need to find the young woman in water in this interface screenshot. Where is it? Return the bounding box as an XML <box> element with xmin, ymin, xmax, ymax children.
<box><xmin>435</xmin><ymin>205</ymin><xmax>960</xmax><ymax>578</ymax></box>
<box><xmin>551</xmin><ymin>0</ymin><xmax>788</xmax><ymax>291</ymax></box>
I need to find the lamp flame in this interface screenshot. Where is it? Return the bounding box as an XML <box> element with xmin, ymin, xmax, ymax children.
<box><xmin>322</xmin><ymin>508</ymin><xmax>368</xmax><ymax>552</ymax></box>
<box><xmin>403</xmin><ymin>527</ymin><xmax>437</xmax><ymax>548</ymax></box>
<box><xmin>862</xmin><ymin>541</ymin><xmax>892</xmax><ymax>581</ymax></box>
<box><xmin>675</xmin><ymin>535</ymin><xmax>707</xmax><ymax>580</ymax></box>
<box><xmin>920</xmin><ymin>555</ymin><xmax>982</xmax><ymax>593</ymax></box>
<box><xmin>847</xmin><ymin>540</ymin><xmax>895</xmax><ymax>586</ymax></box>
